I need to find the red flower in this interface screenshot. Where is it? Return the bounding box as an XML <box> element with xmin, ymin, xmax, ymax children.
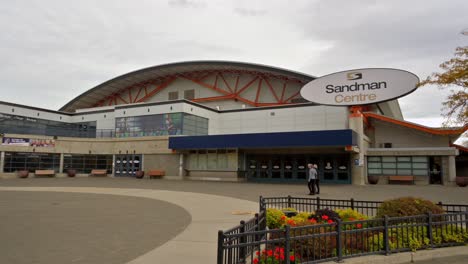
<box><xmin>356</xmin><ymin>223</ymin><xmax>362</xmax><ymax>229</ymax></box>
<box><xmin>281</xmin><ymin>215</ymin><xmax>287</xmax><ymax>220</ymax></box>
<box><xmin>253</xmin><ymin>258</ymin><xmax>259</xmax><ymax>264</ymax></box>
<box><xmin>267</xmin><ymin>250</ymin><xmax>273</xmax><ymax>256</ymax></box>
<box><xmin>321</xmin><ymin>215</ymin><xmax>329</xmax><ymax>220</ymax></box>
<box><xmin>255</xmin><ymin>251</ymin><xmax>260</xmax><ymax>256</ymax></box>
<box><xmin>290</xmin><ymin>255</ymin><xmax>295</xmax><ymax>261</ymax></box>
<box><xmin>349</xmin><ymin>217</ymin><xmax>355</xmax><ymax>221</ymax></box>
<box><xmin>308</xmin><ymin>218</ymin><xmax>317</xmax><ymax>223</ymax></box>
<box><xmin>287</xmin><ymin>219</ymin><xmax>296</xmax><ymax>226</ymax></box>
<box><xmin>327</xmin><ymin>219</ymin><xmax>334</xmax><ymax>224</ymax></box>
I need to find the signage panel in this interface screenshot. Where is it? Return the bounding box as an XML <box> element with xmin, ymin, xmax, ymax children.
<box><xmin>300</xmin><ymin>68</ymin><xmax>419</xmax><ymax>106</ymax></box>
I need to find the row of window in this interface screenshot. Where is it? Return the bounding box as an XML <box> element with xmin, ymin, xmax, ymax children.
<box><xmin>2</xmin><ymin>153</ymin><xmax>113</xmax><ymax>173</ymax></box>
<box><xmin>64</xmin><ymin>154</ymin><xmax>113</xmax><ymax>173</ymax></box>
<box><xmin>3</xmin><ymin>152</ymin><xmax>61</xmax><ymax>172</ymax></box>
<box><xmin>0</xmin><ymin>113</ymin><xmax>96</xmax><ymax>138</ymax></box>
<box><xmin>367</xmin><ymin>156</ymin><xmax>429</xmax><ymax>176</ymax></box>
<box><xmin>168</xmin><ymin>89</ymin><xmax>195</xmax><ymax>100</ymax></box>
<box><xmin>187</xmin><ymin>149</ymin><xmax>237</xmax><ymax>170</ymax></box>
<box><xmin>115</xmin><ymin>112</ymin><xmax>208</xmax><ymax>137</ymax></box>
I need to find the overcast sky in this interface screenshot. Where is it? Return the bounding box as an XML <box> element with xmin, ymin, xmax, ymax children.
<box><xmin>0</xmin><ymin>0</ymin><xmax>467</xmax><ymax>129</ymax></box>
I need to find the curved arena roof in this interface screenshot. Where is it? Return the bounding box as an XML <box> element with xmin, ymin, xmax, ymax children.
<box><xmin>60</xmin><ymin>61</ymin><xmax>316</xmax><ymax>112</ymax></box>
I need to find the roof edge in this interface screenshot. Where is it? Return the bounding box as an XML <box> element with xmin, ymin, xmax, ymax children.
<box><xmin>59</xmin><ymin>60</ymin><xmax>317</xmax><ymax>112</ymax></box>
<box><xmin>363</xmin><ymin>112</ymin><xmax>468</xmax><ymax>135</ymax></box>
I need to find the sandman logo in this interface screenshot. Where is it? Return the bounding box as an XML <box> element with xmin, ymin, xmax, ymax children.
<box><xmin>347</xmin><ymin>72</ymin><xmax>362</xmax><ymax>80</ymax></box>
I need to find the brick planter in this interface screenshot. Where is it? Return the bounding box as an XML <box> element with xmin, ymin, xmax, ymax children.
<box><xmin>17</xmin><ymin>170</ymin><xmax>29</xmax><ymax>178</ymax></box>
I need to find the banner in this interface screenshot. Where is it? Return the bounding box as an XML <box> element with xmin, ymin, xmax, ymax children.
<box><xmin>1</xmin><ymin>137</ymin><xmax>55</xmax><ymax>147</ymax></box>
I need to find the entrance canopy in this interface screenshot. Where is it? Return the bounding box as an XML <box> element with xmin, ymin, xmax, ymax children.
<box><xmin>169</xmin><ymin>129</ymin><xmax>357</xmax><ymax>149</ymax></box>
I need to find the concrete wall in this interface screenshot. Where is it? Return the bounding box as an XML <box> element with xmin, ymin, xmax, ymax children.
<box><xmin>215</xmin><ymin>105</ymin><xmax>348</xmax><ymax>135</ymax></box>
<box><xmin>143</xmin><ymin>154</ymin><xmax>179</xmax><ymax>176</ymax></box>
<box><xmin>373</xmin><ymin>121</ymin><xmax>450</xmax><ymax>148</ymax></box>
<box><xmin>0</xmin><ymin>103</ymin><xmax>72</xmax><ymax>122</ymax></box>
<box><xmin>0</xmin><ymin>133</ymin><xmax>171</xmax><ymax>155</ymax></box>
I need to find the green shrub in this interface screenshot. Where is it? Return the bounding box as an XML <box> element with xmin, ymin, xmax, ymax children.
<box><xmin>376</xmin><ymin>197</ymin><xmax>444</xmax><ymax>218</ymax></box>
<box><xmin>290</xmin><ymin>212</ymin><xmax>311</xmax><ymax>225</ymax></box>
<box><xmin>266</xmin><ymin>208</ymin><xmax>286</xmax><ymax>229</ymax></box>
<box><xmin>336</xmin><ymin>208</ymin><xmax>368</xmax><ymax>222</ymax></box>
<box><xmin>369</xmin><ymin>224</ymin><xmax>468</xmax><ymax>252</ymax></box>
<box><xmin>281</xmin><ymin>207</ymin><xmax>298</xmax><ymax>213</ymax></box>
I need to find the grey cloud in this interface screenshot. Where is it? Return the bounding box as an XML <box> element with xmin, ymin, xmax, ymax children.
<box><xmin>168</xmin><ymin>0</ymin><xmax>206</xmax><ymax>8</ymax></box>
<box><xmin>234</xmin><ymin>8</ymin><xmax>267</xmax><ymax>17</ymax></box>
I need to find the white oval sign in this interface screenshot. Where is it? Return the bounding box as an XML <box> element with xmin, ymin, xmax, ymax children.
<box><xmin>300</xmin><ymin>68</ymin><xmax>419</xmax><ymax>106</ymax></box>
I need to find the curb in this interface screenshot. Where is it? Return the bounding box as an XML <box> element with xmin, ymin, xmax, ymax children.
<box><xmin>323</xmin><ymin>245</ymin><xmax>468</xmax><ymax>264</ymax></box>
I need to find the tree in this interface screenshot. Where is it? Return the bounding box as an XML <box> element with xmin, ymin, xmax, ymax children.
<box><xmin>419</xmin><ymin>46</ymin><xmax>468</xmax><ymax>126</ymax></box>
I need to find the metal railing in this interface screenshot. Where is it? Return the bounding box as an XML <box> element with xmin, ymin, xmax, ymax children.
<box><xmin>218</xmin><ymin>196</ymin><xmax>468</xmax><ymax>264</ymax></box>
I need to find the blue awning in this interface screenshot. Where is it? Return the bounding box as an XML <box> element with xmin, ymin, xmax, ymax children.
<box><xmin>169</xmin><ymin>129</ymin><xmax>357</xmax><ymax>149</ymax></box>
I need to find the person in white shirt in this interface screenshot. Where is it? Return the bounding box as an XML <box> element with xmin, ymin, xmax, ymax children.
<box><xmin>307</xmin><ymin>163</ymin><xmax>318</xmax><ymax>195</ymax></box>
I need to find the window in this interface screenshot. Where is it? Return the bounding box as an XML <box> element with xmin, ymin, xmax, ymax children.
<box><xmin>367</xmin><ymin>156</ymin><xmax>428</xmax><ymax>176</ymax></box>
<box><xmin>168</xmin><ymin>91</ymin><xmax>179</xmax><ymax>100</ymax></box>
<box><xmin>3</xmin><ymin>152</ymin><xmax>60</xmax><ymax>172</ymax></box>
<box><xmin>63</xmin><ymin>154</ymin><xmax>113</xmax><ymax>174</ymax></box>
<box><xmin>184</xmin><ymin>89</ymin><xmax>195</xmax><ymax>100</ymax></box>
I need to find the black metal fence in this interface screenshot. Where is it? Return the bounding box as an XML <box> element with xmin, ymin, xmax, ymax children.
<box><xmin>218</xmin><ymin>196</ymin><xmax>468</xmax><ymax>264</ymax></box>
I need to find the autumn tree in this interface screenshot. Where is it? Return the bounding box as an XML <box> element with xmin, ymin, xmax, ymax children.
<box><xmin>419</xmin><ymin>46</ymin><xmax>467</xmax><ymax>126</ymax></box>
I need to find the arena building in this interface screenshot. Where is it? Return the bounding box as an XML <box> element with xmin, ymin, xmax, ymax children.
<box><xmin>0</xmin><ymin>61</ymin><xmax>466</xmax><ymax>185</ymax></box>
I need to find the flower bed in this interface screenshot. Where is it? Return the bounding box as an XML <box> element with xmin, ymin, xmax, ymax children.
<box><xmin>217</xmin><ymin>196</ymin><xmax>468</xmax><ymax>264</ymax></box>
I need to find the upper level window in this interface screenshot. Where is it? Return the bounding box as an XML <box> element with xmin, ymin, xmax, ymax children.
<box><xmin>168</xmin><ymin>91</ymin><xmax>179</xmax><ymax>100</ymax></box>
<box><xmin>184</xmin><ymin>89</ymin><xmax>195</xmax><ymax>100</ymax></box>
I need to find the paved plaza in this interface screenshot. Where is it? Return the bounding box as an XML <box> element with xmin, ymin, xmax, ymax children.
<box><xmin>0</xmin><ymin>178</ymin><xmax>467</xmax><ymax>264</ymax></box>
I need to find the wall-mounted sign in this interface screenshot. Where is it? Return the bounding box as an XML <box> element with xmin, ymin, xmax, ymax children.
<box><xmin>300</xmin><ymin>68</ymin><xmax>419</xmax><ymax>106</ymax></box>
<box><xmin>1</xmin><ymin>137</ymin><xmax>55</xmax><ymax>147</ymax></box>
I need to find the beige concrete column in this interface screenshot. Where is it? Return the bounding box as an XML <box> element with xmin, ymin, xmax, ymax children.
<box><xmin>448</xmin><ymin>155</ymin><xmax>456</xmax><ymax>183</ymax></box>
<box><xmin>140</xmin><ymin>154</ymin><xmax>144</xmax><ymax>172</ymax></box>
<box><xmin>59</xmin><ymin>153</ymin><xmax>64</xmax><ymax>173</ymax></box>
<box><xmin>111</xmin><ymin>155</ymin><xmax>116</xmax><ymax>177</ymax></box>
<box><xmin>0</xmin><ymin>151</ymin><xmax>5</xmax><ymax>173</ymax></box>
<box><xmin>178</xmin><ymin>153</ymin><xmax>184</xmax><ymax>179</ymax></box>
<box><xmin>349</xmin><ymin>112</ymin><xmax>366</xmax><ymax>185</ymax></box>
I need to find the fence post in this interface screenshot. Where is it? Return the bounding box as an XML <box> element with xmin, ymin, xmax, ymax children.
<box><xmin>426</xmin><ymin>212</ymin><xmax>434</xmax><ymax>248</ymax></box>
<box><xmin>351</xmin><ymin>198</ymin><xmax>355</xmax><ymax>210</ymax></box>
<box><xmin>336</xmin><ymin>219</ymin><xmax>344</xmax><ymax>262</ymax></box>
<box><xmin>239</xmin><ymin>220</ymin><xmax>246</xmax><ymax>263</ymax></box>
<box><xmin>284</xmin><ymin>225</ymin><xmax>291</xmax><ymax>264</ymax></box>
<box><xmin>465</xmin><ymin>212</ymin><xmax>468</xmax><ymax>231</ymax></box>
<box><xmin>254</xmin><ymin>213</ymin><xmax>260</xmax><ymax>243</ymax></box>
<box><xmin>383</xmin><ymin>215</ymin><xmax>390</xmax><ymax>255</ymax></box>
<box><xmin>259</xmin><ymin>195</ymin><xmax>264</xmax><ymax>212</ymax></box>
<box><xmin>217</xmin><ymin>230</ymin><xmax>224</xmax><ymax>264</ymax></box>
<box><xmin>317</xmin><ymin>196</ymin><xmax>321</xmax><ymax>210</ymax></box>
<box><xmin>288</xmin><ymin>195</ymin><xmax>292</xmax><ymax>208</ymax></box>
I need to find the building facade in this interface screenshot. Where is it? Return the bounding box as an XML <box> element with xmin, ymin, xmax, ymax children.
<box><xmin>0</xmin><ymin>61</ymin><xmax>466</xmax><ymax>185</ymax></box>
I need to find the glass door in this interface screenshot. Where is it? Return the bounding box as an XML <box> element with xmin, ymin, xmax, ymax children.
<box><xmin>115</xmin><ymin>154</ymin><xmax>142</xmax><ymax>177</ymax></box>
<box><xmin>271</xmin><ymin>156</ymin><xmax>282</xmax><ymax>179</ymax></box>
<box><xmin>283</xmin><ymin>156</ymin><xmax>293</xmax><ymax>179</ymax></box>
<box><xmin>322</xmin><ymin>157</ymin><xmax>335</xmax><ymax>182</ymax></box>
<box><xmin>295</xmin><ymin>157</ymin><xmax>307</xmax><ymax>180</ymax></box>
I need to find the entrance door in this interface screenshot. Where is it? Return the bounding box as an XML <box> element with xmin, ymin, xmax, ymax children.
<box><xmin>245</xmin><ymin>154</ymin><xmax>351</xmax><ymax>183</ymax></box>
<box><xmin>295</xmin><ymin>157</ymin><xmax>307</xmax><ymax>180</ymax></box>
<box><xmin>321</xmin><ymin>156</ymin><xmax>351</xmax><ymax>184</ymax></box>
<box><xmin>429</xmin><ymin>157</ymin><xmax>442</xmax><ymax>184</ymax></box>
<box><xmin>115</xmin><ymin>154</ymin><xmax>142</xmax><ymax>177</ymax></box>
<box><xmin>271</xmin><ymin>157</ymin><xmax>282</xmax><ymax>179</ymax></box>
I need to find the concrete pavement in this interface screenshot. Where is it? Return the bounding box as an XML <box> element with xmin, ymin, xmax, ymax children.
<box><xmin>0</xmin><ymin>178</ymin><xmax>467</xmax><ymax>263</ymax></box>
<box><xmin>0</xmin><ymin>186</ymin><xmax>258</xmax><ymax>264</ymax></box>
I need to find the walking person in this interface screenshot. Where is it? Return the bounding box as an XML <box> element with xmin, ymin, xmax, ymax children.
<box><xmin>313</xmin><ymin>164</ymin><xmax>320</xmax><ymax>194</ymax></box>
<box><xmin>307</xmin><ymin>163</ymin><xmax>318</xmax><ymax>195</ymax></box>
